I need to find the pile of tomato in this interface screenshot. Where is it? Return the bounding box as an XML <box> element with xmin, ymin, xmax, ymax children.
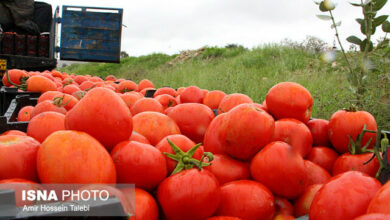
<box><xmin>1</xmin><ymin>69</ymin><xmax>390</xmax><ymax>220</ymax></box>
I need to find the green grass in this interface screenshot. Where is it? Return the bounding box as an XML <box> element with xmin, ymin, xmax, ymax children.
<box><xmin>60</xmin><ymin>44</ymin><xmax>390</xmax><ymax>130</ymax></box>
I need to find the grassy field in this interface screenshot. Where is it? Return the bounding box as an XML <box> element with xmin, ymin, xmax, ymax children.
<box><xmin>60</xmin><ymin>44</ymin><xmax>390</xmax><ymax>130</ymax></box>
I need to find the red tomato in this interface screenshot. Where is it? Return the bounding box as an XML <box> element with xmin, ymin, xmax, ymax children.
<box><xmin>203</xmin><ymin>90</ymin><xmax>226</xmax><ymax>110</ymax></box>
<box><xmin>266</xmin><ymin>82</ymin><xmax>312</xmax><ymax>123</ymax></box>
<box><xmin>332</xmin><ymin>152</ymin><xmax>379</xmax><ymax>177</ymax></box>
<box><xmin>157</xmin><ymin>169</ymin><xmax>220</xmax><ymax>220</ymax></box>
<box><xmin>2</xmin><ymin>69</ymin><xmax>28</xmax><ymax>86</ymax></box>
<box><xmin>1</xmin><ymin>130</ymin><xmax>27</xmax><ymax>136</ymax></box>
<box><xmin>26</xmin><ymin>75</ymin><xmax>58</xmax><ymax>93</ymax></box>
<box><xmin>52</xmin><ymin>93</ymin><xmax>79</xmax><ymax>111</ymax></box>
<box><xmin>250</xmin><ymin>141</ymin><xmax>306</xmax><ymax>199</ymax></box>
<box><xmin>355</xmin><ymin>214</ymin><xmax>390</xmax><ymax>220</ymax></box>
<box><xmin>272</xmin><ymin>118</ymin><xmax>313</xmax><ymax>157</ymax></box>
<box><xmin>74</xmin><ymin>75</ymin><xmax>88</xmax><ymax>84</ymax></box>
<box><xmin>294</xmin><ymin>184</ymin><xmax>323</xmax><ymax>217</ymax></box>
<box><xmin>17</xmin><ymin>105</ymin><xmax>34</xmax><ymax>121</ymax></box>
<box><xmin>328</xmin><ymin>110</ymin><xmax>377</xmax><ymax>153</ymax></box>
<box><xmin>37</xmin><ymin>130</ymin><xmax>116</xmax><ymax>183</ymax></box>
<box><xmin>0</xmin><ymin>179</ymin><xmax>41</xmax><ymax>206</ymax></box>
<box><xmin>367</xmin><ymin>180</ymin><xmax>390</xmax><ymax>214</ymax></box>
<box><xmin>138</xmin><ymin>79</ymin><xmax>154</xmax><ymax>91</ymax></box>
<box><xmin>0</xmin><ymin>135</ymin><xmax>40</xmax><ymax>181</ymax></box>
<box><xmin>167</xmin><ymin>103</ymin><xmax>214</xmax><ymax>143</ymax></box>
<box><xmin>304</xmin><ymin>160</ymin><xmax>331</xmax><ymax>187</ymax></box>
<box><xmin>180</xmin><ymin>86</ymin><xmax>204</xmax><ymax>103</ymax></box>
<box><xmin>79</xmin><ymin>81</ymin><xmax>96</xmax><ymax>91</ymax></box>
<box><xmin>218</xmin><ymin>93</ymin><xmax>253</xmax><ymax>114</ymax></box>
<box><xmin>309</xmin><ymin>171</ymin><xmax>381</xmax><ymax>220</ymax></box>
<box><xmin>274</xmin><ymin>196</ymin><xmax>294</xmax><ymax>216</ymax></box>
<box><xmin>203</xmin><ymin>113</ymin><xmax>226</xmax><ymax>155</ymax></box>
<box><xmin>219</xmin><ymin>104</ymin><xmax>275</xmax><ymax>160</ymax></box>
<box><xmin>117</xmin><ymin>80</ymin><xmax>138</xmax><ymax>93</ymax></box>
<box><xmin>307</xmin><ymin>119</ymin><xmax>331</xmax><ymax>146</ymax></box>
<box><xmin>129</xmin><ymin>188</ymin><xmax>159</xmax><ymax>220</ymax></box>
<box><xmin>133</xmin><ymin>112</ymin><xmax>180</xmax><ymax>145</ymax></box>
<box><xmin>154</xmin><ymin>94</ymin><xmax>177</xmax><ymax>109</ymax></box>
<box><xmin>111</xmin><ymin>141</ymin><xmax>167</xmax><ymax>191</ymax></box>
<box><xmin>30</xmin><ymin>100</ymin><xmax>67</xmax><ymax>118</ymax></box>
<box><xmin>129</xmin><ymin>131</ymin><xmax>150</xmax><ymax>144</ymax></box>
<box><xmin>153</xmin><ymin>87</ymin><xmax>177</xmax><ymax>97</ymax></box>
<box><xmin>215</xmin><ymin>180</ymin><xmax>274</xmax><ymax>220</ymax></box>
<box><xmin>307</xmin><ymin>146</ymin><xmax>339</xmax><ymax>173</ymax></box>
<box><xmin>204</xmin><ymin>154</ymin><xmax>249</xmax><ymax>185</ymax></box>
<box><xmin>27</xmin><ymin>112</ymin><xmax>66</xmax><ymax>143</ymax></box>
<box><xmin>105</xmin><ymin>75</ymin><xmax>117</xmax><ymax>81</ymax></box>
<box><xmin>63</xmin><ymin>84</ymin><xmax>81</xmax><ymax>95</ymax></box>
<box><xmin>206</xmin><ymin>217</ymin><xmax>242</xmax><ymax>220</ymax></box>
<box><xmin>37</xmin><ymin>91</ymin><xmax>63</xmax><ymax>103</ymax></box>
<box><xmin>119</xmin><ymin>93</ymin><xmax>142</xmax><ymax>110</ymax></box>
<box><xmin>131</xmin><ymin>98</ymin><xmax>164</xmax><ymax>115</ymax></box>
<box><xmin>65</xmin><ymin>87</ymin><xmax>133</xmax><ymax>151</ymax></box>
<box><xmin>155</xmin><ymin>134</ymin><xmax>204</xmax><ymax>174</ymax></box>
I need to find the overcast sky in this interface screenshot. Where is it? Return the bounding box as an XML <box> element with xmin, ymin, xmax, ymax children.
<box><xmin>43</xmin><ymin>0</ymin><xmax>390</xmax><ymax>56</ymax></box>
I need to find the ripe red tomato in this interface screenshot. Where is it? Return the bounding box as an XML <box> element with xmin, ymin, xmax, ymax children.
<box><xmin>2</xmin><ymin>69</ymin><xmax>28</xmax><ymax>86</ymax></box>
<box><xmin>307</xmin><ymin>146</ymin><xmax>339</xmax><ymax>173</ymax></box>
<box><xmin>119</xmin><ymin>92</ymin><xmax>142</xmax><ymax>110</ymax></box>
<box><xmin>328</xmin><ymin>110</ymin><xmax>377</xmax><ymax>153</ymax></box>
<box><xmin>204</xmin><ymin>154</ymin><xmax>249</xmax><ymax>185</ymax></box>
<box><xmin>157</xmin><ymin>169</ymin><xmax>220</xmax><ymax>220</ymax></box>
<box><xmin>355</xmin><ymin>214</ymin><xmax>390</xmax><ymax>220</ymax></box>
<box><xmin>203</xmin><ymin>113</ymin><xmax>226</xmax><ymax>155</ymax></box>
<box><xmin>332</xmin><ymin>152</ymin><xmax>379</xmax><ymax>177</ymax></box>
<box><xmin>266</xmin><ymin>82</ymin><xmax>313</xmax><ymax>123</ymax></box>
<box><xmin>303</xmin><ymin>160</ymin><xmax>331</xmax><ymax>187</ymax></box>
<box><xmin>0</xmin><ymin>130</ymin><xmax>27</xmax><ymax>136</ymax></box>
<box><xmin>17</xmin><ymin>106</ymin><xmax>34</xmax><ymax>121</ymax></box>
<box><xmin>30</xmin><ymin>100</ymin><xmax>67</xmax><ymax>118</ymax></box>
<box><xmin>219</xmin><ymin>104</ymin><xmax>275</xmax><ymax>160</ymax></box>
<box><xmin>154</xmin><ymin>94</ymin><xmax>177</xmax><ymax>109</ymax></box>
<box><xmin>272</xmin><ymin>118</ymin><xmax>313</xmax><ymax>157</ymax></box>
<box><xmin>167</xmin><ymin>103</ymin><xmax>214</xmax><ymax>143</ymax></box>
<box><xmin>131</xmin><ymin>98</ymin><xmax>164</xmax><ymax>115</ymax></box>
<box><xmin>309</xmin><ymin>171</ymin><xmax>381</xmax><ymax>220</ymax></box>
<box><xmin>203</xmin><ymin>90</ymin><xmax>226</xmax><ymax>110</ymax></box>
<box><xmin>111</xmin><ymin>141</ymin><xmax>167</xmax><ymax>190</ymax></box>
<box><xmin>155</xmin><ymin>134</ymin><xmax>204</xmax><ymax>174</ymax></box>
<box><xmin>274</xmin><ymin>196</ymin><xmax>294</xmax><ymax>216</ymax></box>
<box><xmin>218</xmin><ymin>93</ymin><xmax>253</xmax><ymax>114</ymax></box>
<box><xmin>128</xmin><ymin>188</ymin><xmax>159</xmax><ymax>220</ymax></box>
<box><xmin>129</xmin><ymin>131</ymin><xmax>150</xmax><ymax>144</ymax></box>
<box><xmin>37</xmin><ymin>130</ymin><xmax>116</xmax><ymax>183</ymax></box>
<box><xmin>117</xmin><ymin>80</ymin><xmax>138</xmax><ymax>93</ymax></box>
<box><xmin>215</xmin><ymin>180</ymin><xmax>274</xmax><ymax>220</ymax></box>
<box><xmin>180</xmin><ymin>86</ymin><xmax>204</xmax><ymax>103</ymax></box>
<box><xmin>65</xmin><ymin>87</ymin><xmax>133</xmax><ymax>151</ymax></box>
<box><xmin>367</xmin><ymin>180</ymin><xmax>390</xmax><ymax>214</ymax></box>
<box><xmin>0</xmin><ymin>179</ymin><xmax>41</xmax><ymax>206</ymax></box>
<box><xmin>138</xmin><ymin>79</ymin><xmax>154</xmax><ymax>91</ymax></box>
<box><xmin>307</xmin><ymin>119</ymin><xmax>331</xmax><ymax>146</ymax></box>
<box><xmin>153</xmin><ymin>87</ymin><xmax>177</xmax><ymax>97</ymax></box>
<box><xmin>250</xmin><ymin>141</ymin><xmax>306</xmax><ymax>199</ymax></box>
<box><xmin>133</xmin><ymin>112</ymin><xmax>180</xmax><ymax>145</ymax></box>
<box><xmin>206</xmin><ymin>217</ymin><xmax>242</xmax><ymax>220</ymax></box>
<box><xmin>27</xmin><ymin>112</ymin><xmax>66</xmax><ymax>143</ymax></box>
<box><xmin>0</xmin><ymin>135</ymin><xmax>40</xmax><ymax>181</ymax></box>
<box><xmin>27</xmin><ymin>75</ymin><xmax>57</xmax><ymax>93</ymax></box>
<box><xmin>294</xmin><ymin>184</ymin><xmax>323</xmax><ymax>217</ymax></box>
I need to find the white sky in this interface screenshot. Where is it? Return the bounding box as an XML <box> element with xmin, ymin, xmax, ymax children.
<box><xmin>43</xmin><ymin>0</ymin><xmax>390</xmax><ymax>56</ymax></box>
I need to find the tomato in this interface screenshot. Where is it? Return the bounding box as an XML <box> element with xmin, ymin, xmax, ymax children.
<box><xmin>180</xmin><ymin>86</ymin><xmax>204</xmax><ymax>103</ymax></box>
<box><xmin>105</xmin><ymin>75</ymin><xmax>117</xmax><ymax>81</ymax></box>
<box><xmin>2</xmin><ymin>69</ymin><xmax>28</xmax><ymax>86</ymax></box>
<box><xmin>52</xmin><ymin>93</ymin><xmax>79</xmax><ymax>111</ymax></box>
<box><xmin>332</xmin><ymin>152</ymin><xmax>379</xmax><ymax>177</ymax></box>
<box><xmin>117</xmin><ymin>80</ymin><xmax>138</xmax><ymax>93</ymax></box>
<box><xmin>328</xmin><ymin>110</ymin><xmax>377</xmax><ymax>153</ymax></box>
<box><xmin>206</xmin><ymin>217</ymin><xmax>242</xmax><ymax>220</ymax></box>
<box><xmin>153</xmin><ymin>87</ymin><xmax>177</xmax><ymax>97</ymax></box>
<box><xmin>0</xmin><ymin>135</ymin><xmax>40</xmax><ymax>181</ymax></box>
<box><xmin>37</xmin><ymin>91</ymin><xmax>63</xmax><ymax>103</ymax></box>
<box><xmin>119</xmin><ymin>93</ymin><xmax>142</xmax><ymax>110</ymax></box>
<box><xmin>274</xmin><ymin>196</ymin><xmax>294</xmax><ymax>216</ymax></box>
<box><xmin>307</xmin><ymin>119</ymin><xmax>331</xmax><ymax>146</ymax></box>
<box><xmin>215</xmin><ymin>180</ymin><xmax>274</xmax><ymax>220</ymax></box>
<box><xmin>304</xmin><ymin>160</ymin><xmax>331</xmax><ymax>187</ymax></box>
<box><xmin>37</xmin><ymin>130</ymin><xmax>116</xmax><ymax>183</ymax></box>
<box><xmin>0</xmin><ymin>179</ymin><xmax>41</xmax><ymax>206</ymax></box>
<box><xmin>133</xmin><ymin>112</ymin><xmax>180</xmax><ymax>145</ymax></box>
<box><xmin>218</xmin><ymin>93</ymin><xmax>253</xmax><ymax>114</ymax></box>
<box><xmin>266</xmin><ymin>82</ymin><xmax>313</xmax><ymax>123</ymax></box>
<box><xmin>74</xmin><ymin>75</ymin><xmax>88</xmax><ymax>84</ymax></box>
<box><xmin>272</xmin><ymin>118</ymin><xmax>313</xmax><ymax>157</ymax></box>
<box><xmin>167</xmin><ymin>103</ymin><xmax>214</xmax><ymax>143</ymax></box>
<box><xmin>219</xmin><ymin>104</ymin><xmax>275</xmax><ymax>160</ymax></box>
<box><xmin>63</xmin><ymin>85</ymin><xmax>80</xmax><ymax>95</ymax></box>
<box><xmin>294</xmin><ymin>184</ymin><xmax>323</xmax><ymax>217</ymax></box>
<box><xmin>307</xmin><ymin>146</ymin><xmax>339</xmax><ymax>173</ymax></box>
<box><xmin>367</xmin><ymin>180</ymin><xmax>390</xmax><ymax>214</ymax></box>
<box><xmin>27</xmin><ymin>112</ymin><xmax>66</xmax><ymax>143</ymax></box>
<box><xmin>131</xmin><ymin>98</ymin><xmax>164</xmax><ymax>115</ymax></box>
<box><xmin>129</xmin><ymin>188</ymin><xmax>159</xmax><ymax>220</ymax></box>
<box><xmin>26</xmin><ymin>75</ymin><xmax>57</xmax><ymax>93</ymax></box>
<box><xmin>157</xmin><ymin>169</ymin><xmax>220</xmax><ymax>220</ymax></box>
<box><xmin>129</xmin><ymin>131</ymin><xmax>150</xmax><ymax>144</ymax></box>
<box><xmin>138</xmin><ymin>79</ymin><xmax>154</xmax><ymax>91</ymax></box>
<box><xmin>30</xmin><ymin>100</ymin><xmax>67</xmax><ymax>118</ymax></box>
<box><xmin>204</xmin><ymin>154</ymin><xmax>250</xmax><ymax>185</ymax></box>
<box><xmin>1</xmin><ymin>130</ymin><xmax>27</xmax><ymax>136</ymax></box>
<box><xmin>17</xmin><ymin>105</ymin><xmax>34</xmax><ymax>121</ymax></box>
<box><xmin>250</xmin><ymin>141</ymin><xmax>306</xmax><ymax>199</ymax></box>
<box><xmin>203</xmin><ymin>113</ymin><xmax>226</xmax><ymax>155</ymax></box>
<box><xmin>65</xmin><ymin>87</ymin><xmax>133</xmax><ymax>151</ymax></box>
<box><xmin>79</xmin><ymin>81</ymin><xmax>96</xmax><ymax>91</ymax></box>
<box><xmin>89</xmin><ymin>76</ymin><xmax>103</xmax><ymax>83</ymax></box>
<box><xmin>355</xmin><ymin>214</ymin><xmax>390</xmax><ymax>220</ymax></box>
<box><xmin>154</xmin><ymin>94</ymin><xmax>177</xmax><ymax>109</ymax></box>
<box><xmin>203</xmin><ymin>90</ymin><xmax>226</xmax><ymax>110</ymax></box>
<box><xmin>111</xmin><ymin>141</ymin><xmax>167</xmax><ymax>190</ymax></box>
<box><xmin>155</xmin><ymin>134</ymin><xmax>204</xmax><ymax>174</ymax></box>
<box><xmin>309</xmin><ymin>171</ymin><xmax>381</xmax><ymax>220</ymax></box>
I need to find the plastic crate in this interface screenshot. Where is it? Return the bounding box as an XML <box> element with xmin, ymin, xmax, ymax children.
<box><xmin>144</xmin><ymin>89</ymin><xmax>156</xmax><ymax>98</ymax></box>
<box><xmin>0</xmin><ymin>94</ymin><xmax>37</xmax><ymax>133</ymax></box>
<box><xmin>0</xmin><ymin>87</ymin><xmax>40</xmax><ymax>116</ymax></box>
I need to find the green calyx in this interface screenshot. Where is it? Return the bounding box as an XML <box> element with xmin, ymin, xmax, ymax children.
<box><xmin>52</xmin><ymin>95</ymin><xmax>71</xmax><ymax>108</ymax></box>
<box><xmin>347</xmin><ymin>124</ymin><xmax>373</xmax><ymax>155</ymax></box>
<box><xmin>164</xmin><ymin>139</ymin><xmax>214</xmax><ymax>175</ymax></box>
<box><xmin>5</xmin><ymin>70</ymin><xmax>27</xmax><ymax>91</ymax></box>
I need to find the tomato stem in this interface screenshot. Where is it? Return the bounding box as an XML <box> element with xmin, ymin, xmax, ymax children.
<box><xmin>5</xmin><ymin>70</ymin><xmax>27</xmax><ymax>90</ymax></box>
